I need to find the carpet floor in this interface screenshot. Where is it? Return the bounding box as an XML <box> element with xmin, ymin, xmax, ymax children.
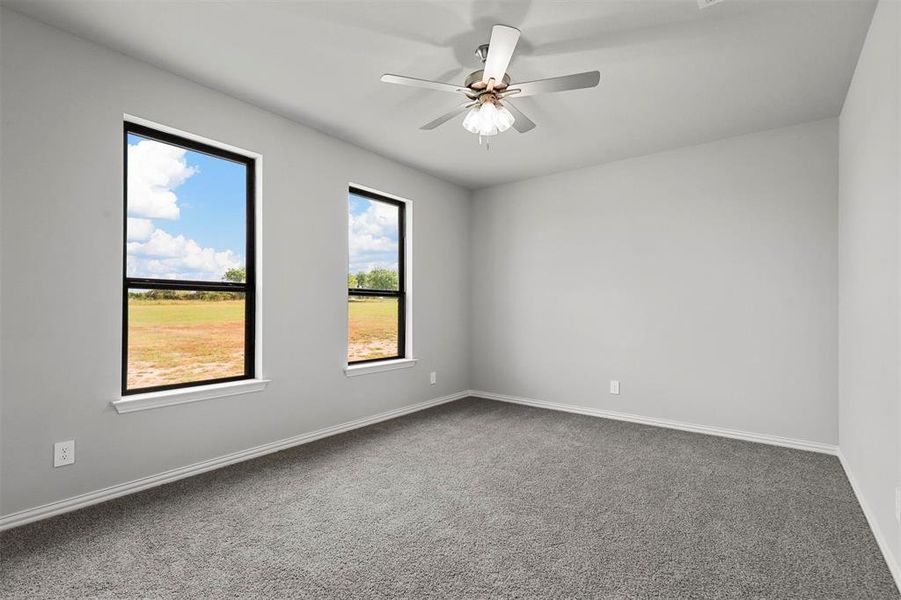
<box><xmin>1</xmin><ymin>397</ymin><xmax>897</xmax><ymax>599</ymax></box>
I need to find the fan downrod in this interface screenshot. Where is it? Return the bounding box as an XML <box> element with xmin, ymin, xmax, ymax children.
<box><xmin>475</xmin><ymin>43</ymin><xmax>490</xmax><ymax>63</ymax></box>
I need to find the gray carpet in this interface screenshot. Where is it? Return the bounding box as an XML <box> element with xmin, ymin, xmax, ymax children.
<box><xmin>1</xmin><ymin>397</ymin><xmax>897</xmax><ymax>599</ymax></box>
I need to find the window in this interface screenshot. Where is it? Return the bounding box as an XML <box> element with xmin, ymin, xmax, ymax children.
<box><xmin>347</xmin><ymin>187</ymin><xmax>406</xmax><ymax>364</ymax></box>
<box><xmin>123</xmin><ymin>122</ymin><xmax>255</xmax><ymax>395</ymax></box>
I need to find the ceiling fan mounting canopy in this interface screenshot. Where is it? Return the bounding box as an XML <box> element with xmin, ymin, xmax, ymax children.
<box><xmin>380</xmin><ymin>23</ymin><xmax>601</xmax><ymax>137</ymax></box>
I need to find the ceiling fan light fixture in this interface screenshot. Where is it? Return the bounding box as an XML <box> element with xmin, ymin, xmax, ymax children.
<box><xmin>461</xmin><ymin>100</ymin><xmax>515</xmax><ymax>137</ymax></box>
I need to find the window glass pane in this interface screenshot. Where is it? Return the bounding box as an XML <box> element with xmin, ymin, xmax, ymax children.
<box><xmin>126</xmin><ymin>133</ymin><xmax>247</xmax><ymax>282</ymax></box>
<box><xmin>127</xmin><ymin>289</ymin><xmax>246</xmax><ymax>390</ymax></box>
<box><xmin>348</xmin><ymin>296</ymin><xmax>399</xmax><ymax>362</ymax></box>
<box><xmin>348</xmin><ymin>193</ymin><xmax>399</xmax><ymax>291</ymax></box>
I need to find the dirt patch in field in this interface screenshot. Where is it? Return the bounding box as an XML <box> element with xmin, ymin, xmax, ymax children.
<box><xmin>127</xmin><ymin>299</ymin><xmax>245</xmax><ymax>390</ymax></box>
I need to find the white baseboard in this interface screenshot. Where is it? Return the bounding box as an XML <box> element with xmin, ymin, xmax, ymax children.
<box><xmin>0</xmin><ymin>391</ymin><xmax>469</xmax><ymax>531</ymax></box>
<box><xmin>9</xmin><ymin>388</ymin><xmax>894</xmax><ymax>590</ymax></box>
<box><xmin>469</xmin><ymin>390</ymin><xmax>838</xmax><ymax>455</ymax></box>
<box><xmin>837</xmin><ymin>450</ymin><xmax>901</xmax><ymax>592</ymax></box>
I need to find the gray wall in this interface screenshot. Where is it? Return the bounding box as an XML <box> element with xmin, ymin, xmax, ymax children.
<box><xmin>1</xmin><ymin>4</ymin><xmax>888</xmax><ymax>538</ymax></box>
<box><xmin>838</xmin><ymin>0</ymin><xmax>900</xmax><ymax>569</ymax></box>
<box><xmin>471</xmin><ymin>119</ymin><xmax>839</xmax><ymax>445</ymax></box>
<box><xmin>0</xmin><ymin>10</ymin><xmax>471</xmax><ymax>516</ymax></box>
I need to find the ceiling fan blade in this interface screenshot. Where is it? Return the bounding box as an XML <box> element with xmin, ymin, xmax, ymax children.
<box><xmin>502</xmin><ymin>101</ymin><xmax>536</xmax><ymax>133</ymax></box>
<box><xmin>482</xmin><ymin>25</ymin><xmax>521</xmax><ymax>84</ymax></box>
<box><xmin>381</xmin><ymin>74</ymin><xmax>465</xmax><ymax>95</ymax></box>
<box><xmin>514</xmin><ymin>71</ymin><xmax>601</xmax><ymax>98</ymax></box>
<box><xmin>420</xmin><ymin>103</ymin><xmax>475</xmax><ymax>130</ymax></box>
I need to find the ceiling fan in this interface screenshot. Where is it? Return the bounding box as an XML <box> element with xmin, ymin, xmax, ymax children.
<box><xmin>380</xmin><ymin>24</ymin><xmax>601</xmax><ymax>138</ymax></box>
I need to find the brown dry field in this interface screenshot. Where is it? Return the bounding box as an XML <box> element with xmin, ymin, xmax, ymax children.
<box><xmin>128</xmin><ymin>297</ymin><xmax>398</xmax><ymax>389</ymax></box>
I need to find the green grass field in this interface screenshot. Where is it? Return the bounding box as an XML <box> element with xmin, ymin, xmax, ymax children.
<box><xmin>127</xmin><ymin>298</ymin><xmax>246</xmax><ymax>390</ymax></box>
<box><xmin>127</xmin><ymin>296</ymin><xmax>398</xmax><ymax>389</ymax></box>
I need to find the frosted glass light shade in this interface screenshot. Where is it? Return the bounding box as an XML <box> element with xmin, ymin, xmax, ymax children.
<box><xmin>462</xmin><ymin>107</ymin><xmax>481</xmax><ymax>134</ymax></box>
<box><xmin>461</xmin><ymin>102</ymin><xmax>516</xmax><ymax>136</ymax></box>
<box><xmin>495</xmin><ymin>105</ymin><xmax>515</xmax><ymax>132</ymax></box>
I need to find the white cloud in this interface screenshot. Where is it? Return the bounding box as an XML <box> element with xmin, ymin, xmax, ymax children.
<box><xmin>350</xmin><ymin>201</ymin><xmax>397</xmax><ymax>240</ymax></box>
<box><xmin>125</xmin><ymin>139</ymin><xmax>242</xmax><ymax>281</ymax></box>
<box><xmin>127</xmin><ymin>227</ymin><xmax>242</xmax><ymax>281</ymax></box>
<box><xmin>350</xmin><ymin>258</ymin><xmax>399</xmax><ymax>274</ymax></box>
<box><xmin>349</xmin><ymin>201</ymin><xmax>398</xmax><ymax>272</ymax></box>
<box><xmin>349</xmin><ymin>232</ymin><xmax>395</xmax><ymax>253</ymax></box>
<box><xmin>127</xmin><ymin>139</ymin><xmax>197</xmax><ymax>220</ymax></box>
<box><xmin>126</xmin><ymin>218</ymin><xmax>155</xmax><ymax>242</ymax></box>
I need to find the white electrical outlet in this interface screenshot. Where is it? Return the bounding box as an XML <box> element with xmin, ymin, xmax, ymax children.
<box><xmin>895</xmin><ymin>487</ymin><xmax>900</xmax><ymax>524</ymax></box>
<box><xmin>53</xmin><ymin>440</ymin><xmax>75</xmax><ymax>467</ymax></box>
<box><xmin>429</xmin><ymin>371</ymin><xmax>437</xmax><ymax>385</ymax></box>
<box><xmin>610</xmin><ymin>380</ymin><xmax>620</xmax><ymax>395</ymax></box>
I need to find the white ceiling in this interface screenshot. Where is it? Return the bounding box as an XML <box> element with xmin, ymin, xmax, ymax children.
<box><xmin>5</xmin><ymin>0</ymin><xmax>875</xmax><ymax>189</ymax></box>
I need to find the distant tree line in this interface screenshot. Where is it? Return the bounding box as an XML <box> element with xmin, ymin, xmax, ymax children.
<box><xmin>223</xmin><ymin>267</ymin><xmax>245</xmax><ymax>283</ymax></box>
<box><xmin>127</xmin><ymin>289</ymin><xmax>244</xmax><ymax>302</ymax></box>
<box><xmin>130</xmin><ymin>266</ymin><xmax>400</xmax><ymax>302</ymax></box>
<box><xmin>348</xmin><ymin>268</ymin><xmax>398</xmax><ymax>291</ymax></box>
<box><xmin>128</xmin><ymin>267</ymin><xmax>247</xmax><ymax>302</ymax></box>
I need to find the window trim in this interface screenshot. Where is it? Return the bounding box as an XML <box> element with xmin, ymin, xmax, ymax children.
<box><xmin>346</xmin><ymin>185</ymin><xmax>410</xmax><ymax>367</ymax></box>
<box><xmin>344</xmin><ymin>358</ymin><xmax>418</xmax><ymax>377</ymax></box>
<box><xmin>112</xmin><ymin>378</ymin><xmax>271</xmax><ymax>414</ymax></box>
<box><xmin>122</xmin><ymin>121</ymin><xmax>257</xmax><ymax>396</ymax></box>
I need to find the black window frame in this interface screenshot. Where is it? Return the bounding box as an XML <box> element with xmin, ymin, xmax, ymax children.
<box><xmin>122</xmin><ymin>121</ymin><xmax>256</xmax><ymax>395</ymax></box>
<box><xmin>347</xmin><ymin>186</ymin><xmax>406</xmax><ymax>365</ymax></box>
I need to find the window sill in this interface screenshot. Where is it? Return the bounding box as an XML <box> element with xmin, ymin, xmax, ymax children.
<box><xmin>112</xmin><ymin>379</ymin><xmax>270</xmax><ymax>414</ymax></box>
<box><xmin>344</xmin><ymin>358</ymin><xmax>418</xmax><ymax>377</ymax></box>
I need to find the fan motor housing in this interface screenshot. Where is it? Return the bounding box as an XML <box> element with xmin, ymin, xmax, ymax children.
<box><xmin>465</xmin><ymin>69</ymin><xmax>511</xmax><ymax>92</ymax></box>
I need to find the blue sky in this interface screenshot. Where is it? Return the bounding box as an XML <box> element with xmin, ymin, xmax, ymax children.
<box><xmin>174</xmin><ymin>148</ymin><xmax>246</xmax><ymax>252</ymax></box>
<box><xmin>126</xmin><ymin>133</ymin><xmax>246</xmax><ymax>281</ymax></box>
<box><xmin>348</xmin><ymin>193</ymin><xmax>399</xmax><ymax>274</ymax></box>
